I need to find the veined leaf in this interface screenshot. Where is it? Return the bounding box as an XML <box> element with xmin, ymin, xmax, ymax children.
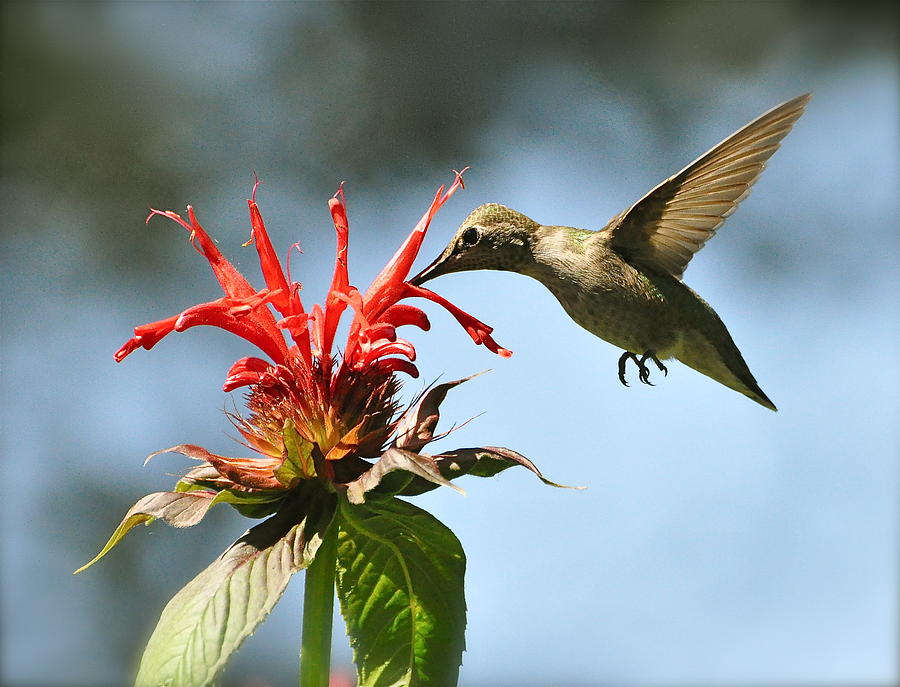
<box><xmin>345</xmin><ymin>448</ymin><xmax>464</xmax><ymax>505</ymax></box>
<box><xmin>392</xmin><ymin>446</ymin><xmax>584</xmax><ymax>497</ymax></box>
<box><xmin>336</xmin><ymin>495</ymin><xmax>466</xmax><ymax>686</ymax></box>
<box><xmin>75</xmin><ymin>491</ymin><xmax>220</xmax><ymax>574</ymax></box>
<box><xmin>212</xmin><ymin>488</ymin><xmax>287</xmax><ymax>519</ymax></box>
<box><xmin>134</xmin><ymin>481</ymin><xmax>336</xmax><ymax>687</ymax></box>
<box><xmin>175</xmin><ymin>468</ymin><xmax>288</xmax><ymax>518</ymax></box>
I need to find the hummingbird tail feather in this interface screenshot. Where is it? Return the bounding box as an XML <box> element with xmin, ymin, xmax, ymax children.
<box><xmin>673</xmin><ymin>331</ymin><xmax>777</xmax><ymax>411</ymax></box>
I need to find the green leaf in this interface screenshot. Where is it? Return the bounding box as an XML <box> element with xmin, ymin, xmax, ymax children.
<box><xmin>392</xmin><ymin>446</ymin><xmax>584</xmax><ymax>497</ymax></box>
<box><xmin>174</xmin><ymin>465</ymin><xmax>223</xmax><ymax>492</ymax></box>
<box><xmin>211</xmin><ymin>488</ymin><xmax>287</xmax><ymax>519</ymax></box>
<box><xmin>336</xmin><ymin>495</ymin><xmax>466</xmax><ymax>687</ymax></box>
<box><xmin>345</xmin><ymin>448</ymin><xmax>464</xmax><ymax>505</ymax></box>
<box><xmin>75</xmin><ymin>491</ymin><xmax>220</xmax><ymax>574</ymax></box>
<box><xmin>276</xmin><ymin>420</ymin><xmax>317</xmax><ymax>486</ymax></box>
<box><xmin>134</xmin><ymin>480</ymin><xmax>336</xmax><ymax>687</ymax></box>
<box><xmin>174</xmin><ymin>466</ymin><xmax>288</xmax><ymax>518</ymax></box>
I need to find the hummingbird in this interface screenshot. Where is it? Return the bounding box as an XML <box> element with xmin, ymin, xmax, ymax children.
<box><xmin>410</xmin><ymin>94</ymin><xmax>811</xmax><ymax>411</ymax></box>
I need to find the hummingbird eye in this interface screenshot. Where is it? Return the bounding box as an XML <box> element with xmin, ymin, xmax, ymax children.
<box><xmin>460</xmin><ymin>226</ymin><xmax>481</xmax><ymax>248</ymax></box>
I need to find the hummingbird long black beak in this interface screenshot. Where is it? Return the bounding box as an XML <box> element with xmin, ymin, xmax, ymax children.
<box><xmin>408</xmin><ymin>248</ymin><xmax>453</xmax><ymax>286</ymax></box>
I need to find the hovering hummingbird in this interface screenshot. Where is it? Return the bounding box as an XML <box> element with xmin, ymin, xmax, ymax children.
<box><xmin>411</xmin><ymin>94</ymin><xmax>811</xmax><ymax>411</ymax></box>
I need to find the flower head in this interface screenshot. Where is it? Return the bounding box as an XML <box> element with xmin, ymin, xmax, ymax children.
<box><xmin>113</xmin><ymin>171</ymin><xmax>510</xmax><ymax>498</ymax></box>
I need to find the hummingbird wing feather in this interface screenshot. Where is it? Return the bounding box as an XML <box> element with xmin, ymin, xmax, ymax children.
<box><xmin>603</xmin><ymin>93</ymin><xmax>810</xmax><ymax>278</ymax></box>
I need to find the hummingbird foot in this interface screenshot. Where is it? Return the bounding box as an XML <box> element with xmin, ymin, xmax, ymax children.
<box><xmin>617</xmin><ymin>351</ymin><xmax>667</xmax><ymax>386</ymax></box>
<box><xmin>641</xmin><ymin>352</ymin><xmax>668</xmax><ymax>378</ymax></box>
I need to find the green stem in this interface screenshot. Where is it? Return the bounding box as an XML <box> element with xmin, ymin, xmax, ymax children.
<box><xmin>299</xmin><ymin>518</ymin><xmax>338</xmax><ymax>687</ymax></box>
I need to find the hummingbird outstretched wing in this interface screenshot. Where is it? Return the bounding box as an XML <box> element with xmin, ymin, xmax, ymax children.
<box><xmin>602</xmin><ymin>93</ymin><xmax>810</xmax><ymax>279</ymax></box>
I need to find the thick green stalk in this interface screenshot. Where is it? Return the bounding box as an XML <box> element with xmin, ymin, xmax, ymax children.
<box><xmin>299</xmin><ymin>519</ymin><xmax>338</xmax><ymax>687</ymax></box>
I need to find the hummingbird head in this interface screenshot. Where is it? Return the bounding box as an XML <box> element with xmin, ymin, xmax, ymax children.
<box><xmin>409</xmin><ymin>203</ymin><xmax>539</xmax><ymax>285</ymax></box>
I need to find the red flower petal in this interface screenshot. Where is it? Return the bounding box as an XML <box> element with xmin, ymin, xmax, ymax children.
<box><xmin>223</xmin><ymin>356</ymin><xmax>275</xmax><ymax>392</ymax></box>
<box><xmin>360</xmin><ymin>339</ymin><xmax>417</xmax><ymax>366</ymax></box>
<box><xmin>246</xmin><ymin>199</ymin><xmax>296</xmax><ymax>317</ymax></box>
<box><xmin>318</xmin><ymin>192</ymin><xmax>354</xmax><ymax>361</ymax></box>
<box><xmin>276</xmin><ymin>312</ymin><xmax>310</xmax><ymax>344</ymax></box>
<box><xmin>122</xmin><ymin>174</ymin><xmax>510</xmax><ymax>432</ymax></box>
<box><xmin>372</xmin><ymin>358</ymin><xmax>420</xmax><ymax>378</ymax></box>
<box><xmin>174</xmin><ymin>298</ymin><xmax>288</xmax><ymax>364</ymax></box>
<box><xmin>245</xmin><ymin>184</ymin><xmax>311</xmax><ymax>364</ymax></box>
<box><xmin>147</xmin><ymin>207</ymin><xmax>256</xmax><ymax>300</ymax></box>
<box><xmin>360</xmin><ymin>323</ymin><xmax>397</xmax><ymax>345</ymax></box>
<box><xmin>114</xmin><ymin>315</ymin><xmax>179</xmax><ymax>362</ymax></box>
<box><xmin>136</xmin><ymin>206</ymin><xmax>289</xmax><ymax>365</ymax></box>
<box><xmin>377</xmin><ymin>304</ymin><xmax>431</xmax><ymax>331</ymax></box>
<box><xmin>407</xmin><ymin>283</ymin><xmax>512</xmax><ymax>358</ymax></box>
<box><xmin>361</xmin><ymin>169</ymin><xmax>467</xmax><ymax>322</ymax></box>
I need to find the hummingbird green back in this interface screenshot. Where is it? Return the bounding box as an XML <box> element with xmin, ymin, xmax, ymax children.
<box><xmin>411</xmin><ymin>94</ymin><xmax>811</xmax><ymax>410</ymax></box>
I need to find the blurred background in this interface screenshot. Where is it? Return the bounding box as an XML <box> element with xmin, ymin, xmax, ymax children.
<box><xmin>2</xmin><ymin>2</ymin><xmax>897</xmax><ymax>686</ymax></box>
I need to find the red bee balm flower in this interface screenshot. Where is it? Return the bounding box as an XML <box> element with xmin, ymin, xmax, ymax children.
<box><xmin>119</xmin><ymin>172</ymin><xmax>511</xmax><ymax>476</ymax></box>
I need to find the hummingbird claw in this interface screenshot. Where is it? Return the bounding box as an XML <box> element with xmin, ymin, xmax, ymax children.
<box><xmin>618</xmin><ymin>351</ymin><xmax>666</xmax><ymax>387</ymax></box>
<box><xmin>617</xmin><ymin>351</ymin><xmax>633</xmax><ymax>386</ymax></box>
<box><xmin>647</xmin><ymin>354</ymin><xmax>668</xmax><ymax>377</ymax></box>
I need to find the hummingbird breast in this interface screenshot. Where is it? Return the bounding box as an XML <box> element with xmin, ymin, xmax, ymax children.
<box><xmin>527</xmin><ymin>236</ymin><xmax>680</xmax><ymax>357</ymax></box>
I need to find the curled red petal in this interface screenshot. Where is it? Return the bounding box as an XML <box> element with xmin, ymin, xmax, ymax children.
<box><xmin>114</xmin><ymin>315</ymin><xmax>179</xmax><ymax>362</ymax></box>
<box><xmin>406</xmin><ymin>283</ymin><xmax>512</xmax><ymax>358</ymax></box>
<box><xmin>329</xmin><ymin>288</ymin><xmax>367</xmax><ymax>327</ymax></box>
<box><xmin>174</xmin><ymin>298</ymin><xmax>288</xmax><ymax>364</ymax></box>
<box><xmin>344</xmin><ymin>327</ymin><xmax>392</xmax><ymax>374</ymax></box>
<box><xmin>328</xmin><ymin>193</ymin><xmax>350</xmax><ymax>267</ymax></box>
<box><xmin>478</xmin><ymin>332</ymin><xmax>513</xmax><ymax>358</ymax></box>
<box><xmin>223</xmin><ymin>356</ymin><xmax>275</xmax><ymax>392</ymax></box>
<box><xmin>377</xmin><ymin>304</ymin><xmax>431</xmax><ymax>331</ymax></box>
<box><xmin>333</xmin><ymin>287</ymin><xmax>373</xmax><ymax>369</ymax></box>
<box><xmin>360</xmin><ymin>323</ymin><xmax>397</xmax><ymax>345</ymax></box>
<box><xmin>372</xmin><ymin>358</ymin><xmax>420</xmax><ymax>378</ymax></box>
<box><xmin>225</xmin><ymin>288</ymin><xmax>275</xmax><ymax>317</ymax></box>
<box><xmin>277</xmin><ymin>312</ymin><xmax>310</xmax><ymax>342</ymax></box>
<box><xmin>361</xmin><ymin>339</ymin><xmax>417</xmax><ymax>366</ymax></box>
<box><xmin>309</xmin><ymin>304</ymin><xmax>326</xmax><ymax>360</ymax></box>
